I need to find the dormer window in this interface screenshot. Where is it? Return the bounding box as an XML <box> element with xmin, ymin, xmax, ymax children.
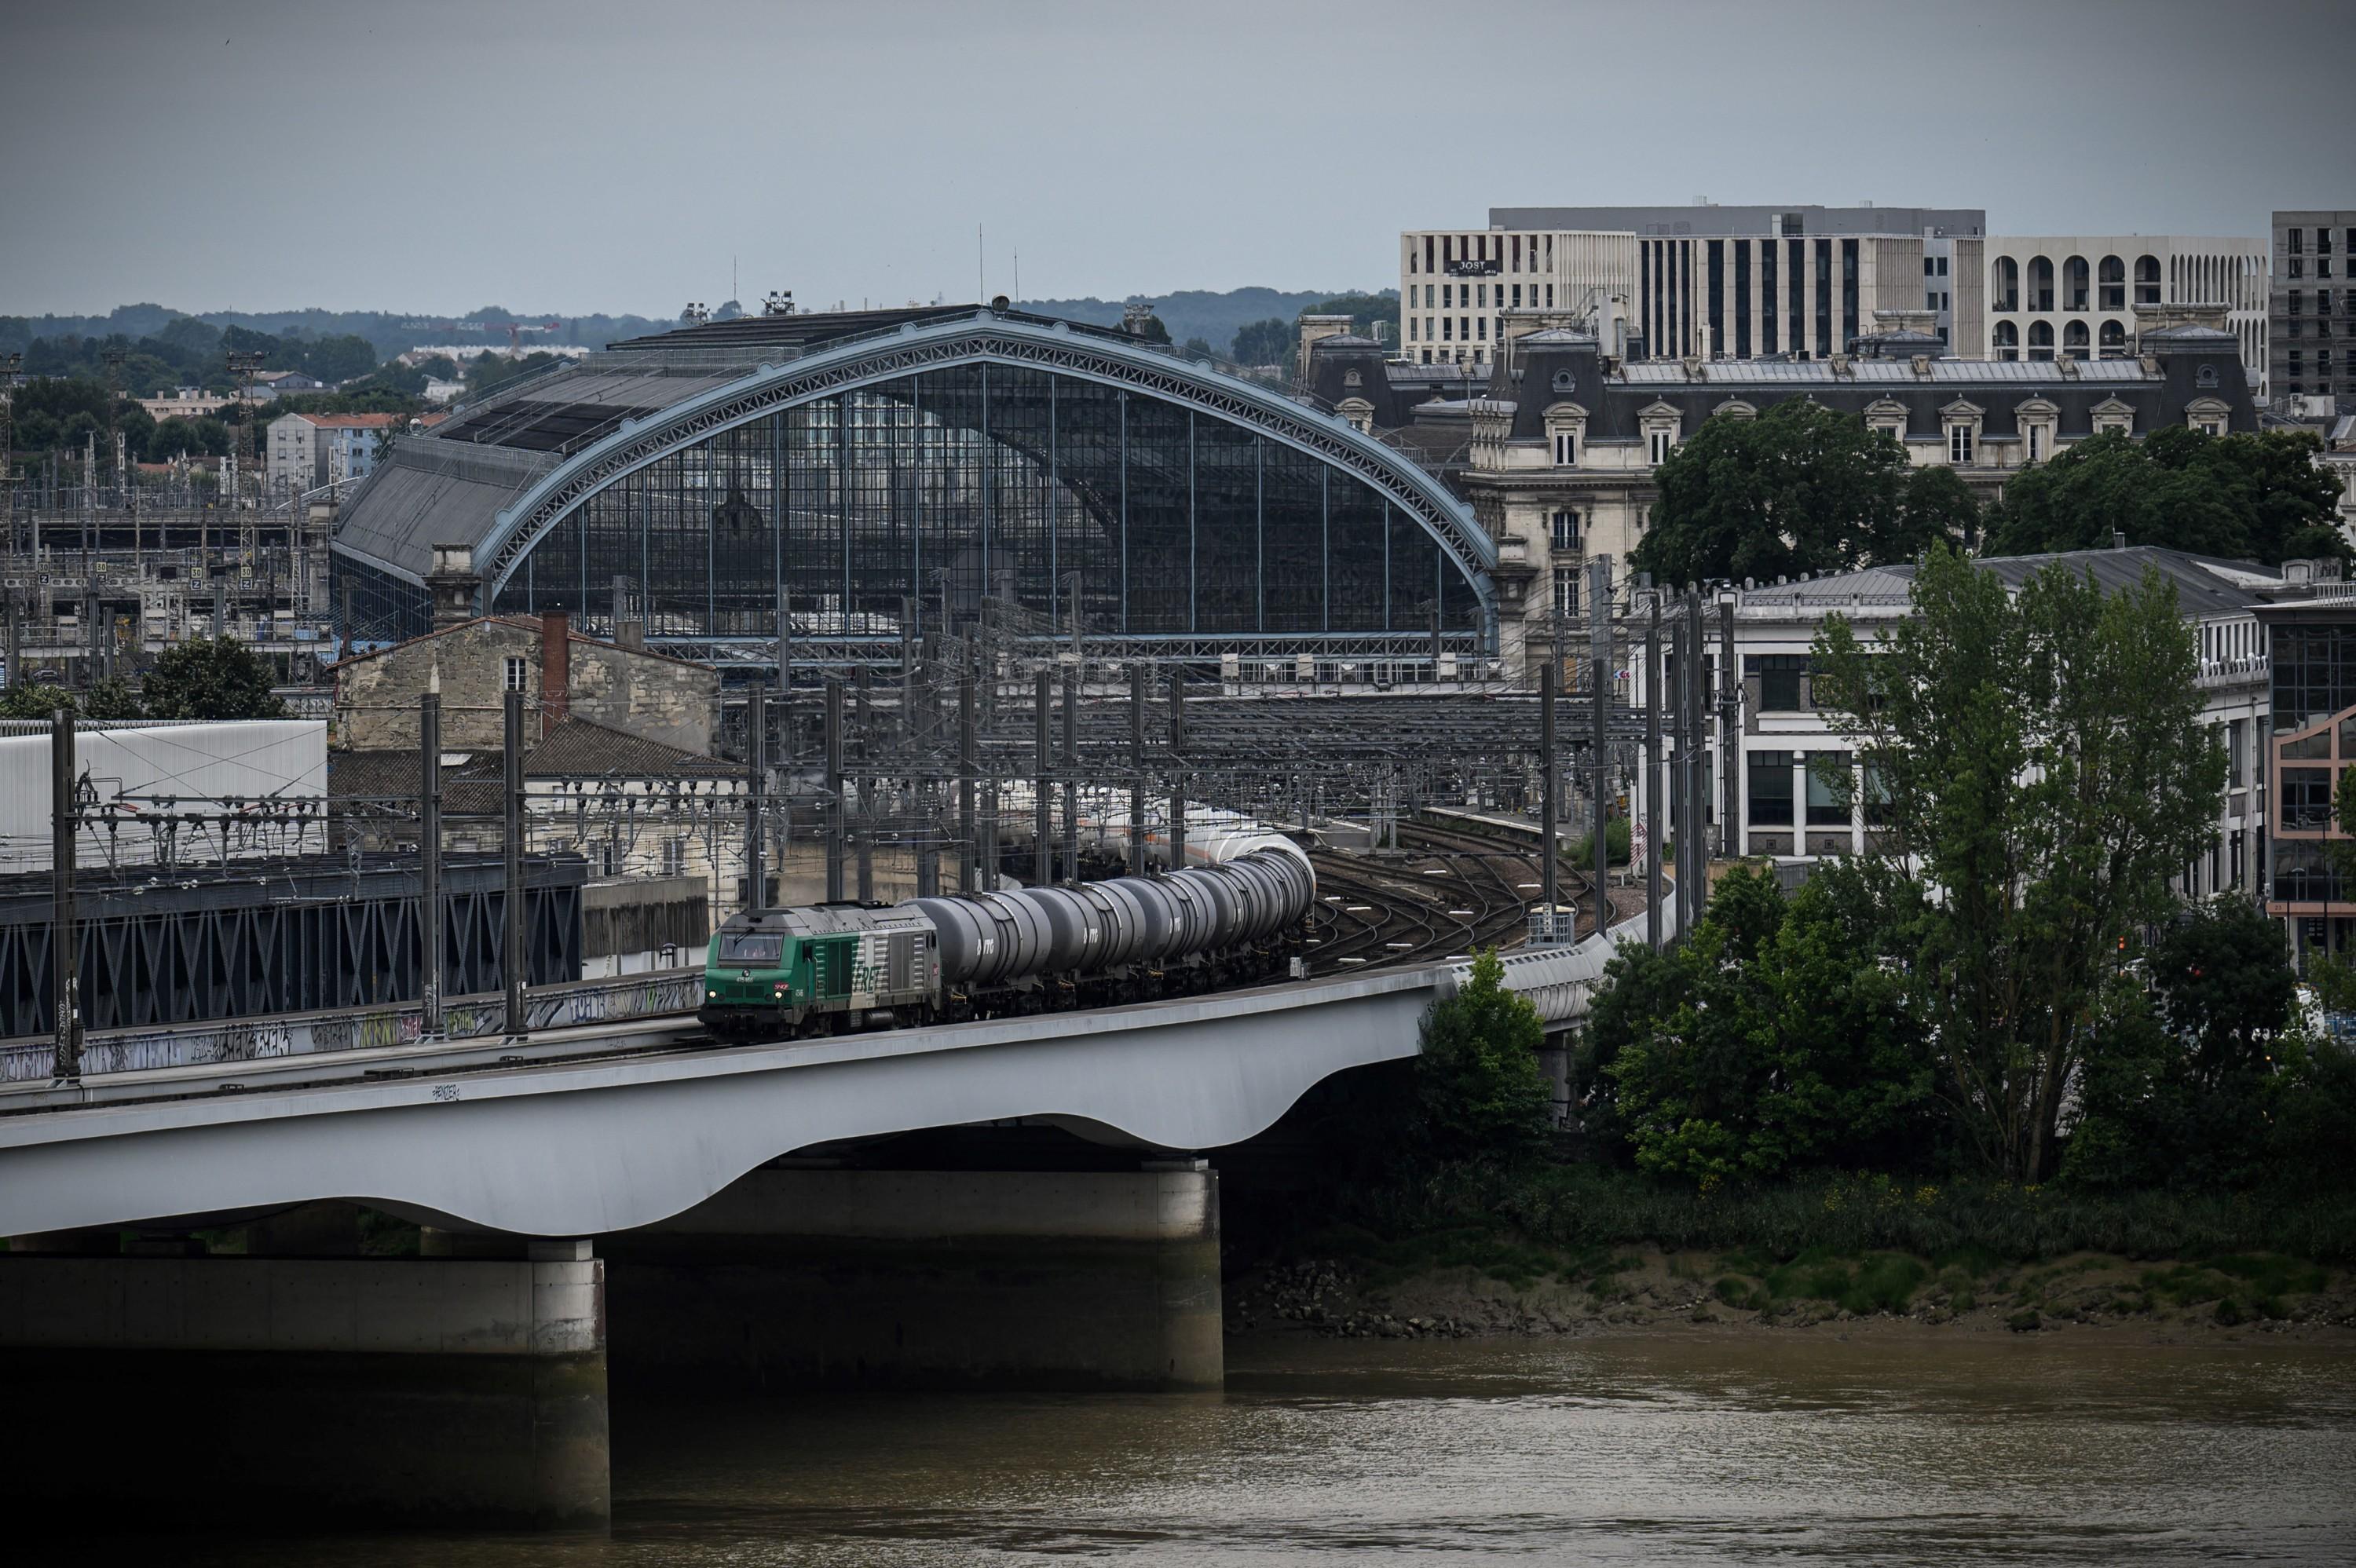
<box><xmin>1863</xmin><ymin>398</ymin><xmax>1908</xmax><ymax>443</ymax></box>
<box><xmin>1648</xmin><ymin>429</ymin><xmax>1671</xmax><ymax>465</ymax></box>
<box><xmin>1544</xmin><ymin>402</ymin><xmax>1588</xmax><ymax>468</ymax></box>
<box><xmin>2184</xmin><ymin>395</ymin><xmax>2230</xmax><ymax>437</ymax></box>
<box><xmin>1940</xmin><ymin>398</ymin><xmax>1985</xmax><ymax>466</ymax></box>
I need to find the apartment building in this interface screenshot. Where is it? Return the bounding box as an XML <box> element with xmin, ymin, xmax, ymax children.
<box><xmin>1981</xmin><ymin>235</ymin><xmax>2268</xmax><ymax>391</ymax></box>
<box><xmin>2271</xmin><ymin>210</ymin><xmax>2356</xmax><ymax>404</ymax></box>
<box><xmin>265</xmin><ymin>411</ymin><xmax>401</xmax><ymax>497</ymax></box>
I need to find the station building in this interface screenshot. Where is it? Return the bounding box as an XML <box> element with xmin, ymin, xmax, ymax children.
<box><xmin>327</xmin><ymin>304</ymin><xmax>1497</xmax><ymax>684</ymax></box>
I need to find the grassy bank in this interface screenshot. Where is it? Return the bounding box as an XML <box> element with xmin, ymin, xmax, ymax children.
<box><xmin>1337</xmin><ymin>1166</ymin><xmax>2356</xmax><ymax>1266</ymax></box>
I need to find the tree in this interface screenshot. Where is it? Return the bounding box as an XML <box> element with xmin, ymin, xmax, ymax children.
<box><xmin>1231</xmin><ymin>318</ymin><xmax>1291</xmax><ymax>365</ymax></box>
<box><xmin>79</xmin><ymin>676</ymin><xmax>146</xmax><ymax>721</ymax></box>
<box><xmin>145</xmin><ymin>415</ymin><xmax>230</xmax><ymax>462</ymax></box>
<box><xmin>1983</xmin><ymin>428</ymin><xmax>2342</xmax><ymax>565</ymax></box>
<box><xmin>1588</xmin><ymin>863</ymin><xmax>1931</xmax><ymax>1182</ymax></box>
<box><xmin>0</xmin><ymin>683</ymin><xmax>77</xmax><ymax>720</ymax></box>
<box><xmin>298</xmin><ymin>333</ymin><xmax>377</xmax><ymax>386</ymax></box>
<box><xmin>137</xmin><ymin>638</ymin><xmax>286</xmax><ymax>721</ymax></box>
<box><xmin>1809</xmin><ymin>546</ymin><xmax>2226</xmax><ymax>1180</ymax></box>
<box><xmin>1630</xmin><ymin>400</ymin><xmax>1941</xmax><ymax>586</ymax></box>
<box><xmin>1179</xmin><ymin>335</ymin><xmax>1216</xmax><ymax>361</ymax></box>
<box><xmin>1129</xmin><ymin>313</ymin><xmax>1172</xmax><ymax>345</ymax></box>
<box><xmin>1415</xmin><ymin>948</ymin><xmax>1552</xmax><ymax>1164</ymax></box>
<box><xmin>2062</xmin><ymin>899</ymin><xmax>2302</xmax><ymax>1191</ymax></box>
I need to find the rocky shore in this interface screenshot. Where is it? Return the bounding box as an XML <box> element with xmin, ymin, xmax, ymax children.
<box><xmin>1224</xmin><ymin>1244</ymin><xmax>2356</xmax><ymax>1342</ymax></box>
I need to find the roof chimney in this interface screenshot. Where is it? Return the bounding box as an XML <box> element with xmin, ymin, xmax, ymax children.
<box><xmin>540</xmin><ymin>609</ymin><xmax>570</xmax><ymax>736</ymax></box>
<box><xmin>426</xmin><ymin>543</ymin><xmax>481</xmax><ymax>629</ymax></box>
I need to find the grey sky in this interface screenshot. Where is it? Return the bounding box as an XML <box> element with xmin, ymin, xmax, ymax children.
<box><xmin>4</xmin><ymin>0</ymin><xmax>2350</xmax><ymax>319</ymax></box>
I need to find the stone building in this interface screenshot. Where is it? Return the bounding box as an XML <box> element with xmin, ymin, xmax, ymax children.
<box><xmin>1304</xmin><ymin>304</ymin><xmax>2258</xmax><ymax>677</ymax></box>
<box><xmin>331</xmin><ymin>607</ymin><xmax>718</xmax><ymax>755</ymax></box>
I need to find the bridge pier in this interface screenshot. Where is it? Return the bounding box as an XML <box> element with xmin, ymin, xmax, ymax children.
<box><xmin>600</xmin><ymin>1161</ymin><xmax>1223</xmax><ymax>1391</ymax></box>
<box><xmin>0</xmin><ymin>1238</ymin><xmax>609</xmax><ymax>1529</ymax></box>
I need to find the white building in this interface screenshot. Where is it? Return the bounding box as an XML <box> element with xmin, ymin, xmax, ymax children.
<box><xmin>1981</xmin><ymin>235</ymin><xmax>2269</xmax><ymax>390</ymax></box>
<box><xmin>1629</xmin><ymin>548</ymin><xmax>2278</xmax><ymax>901</ymax></box>
<box><xmin>1404</xmin><ymin>205</ymin><xmax>1989</xmax><ymax>367</ymax></box>
<box><xmin>265</xmin><ymin>411</ymin><xmax>402</xmax><ymax>497</ymax></box>
<box><xmin>1396</xmin><ymin>228</ymin><xmax>1637</xmax><ymax>366</ymax></box>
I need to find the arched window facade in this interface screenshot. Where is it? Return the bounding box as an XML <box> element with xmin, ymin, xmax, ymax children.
<box><xmin>488</xmin><ymin>364</ymin><xmax>1484</xmax><ymax>646</ymax></box>
<box><xmin>2135</xmin><ymin>254</ymin><xmax>2161</xmax><ymax>305</ymax></box>
<box><xmin>1993</xmin><ymin>320</ymin><xmax>2020</xmax><ymax>360</ymax></box>
<box><xmin>2098</xmin><ymin>319</ymin><xmax>2128</xmax><ymax>356</ymax></box>
<box><xmin>2064</xmin><ymin>320</ymin><xmax>2091</xmax><ymax>359</ymax></box>
<box><xmin>2064</xmin><ymin>255</ymin><xmax>2091</xmax><ymax>312</ymax></box>
<box><xmin>2029</xmin><ymin>257</ymin><xmax>2055</xmax><ymax>312</ymax></box>
<box><xmin>2028</xmin><ymin>321</ymin><xmax>2055</xmax><ymax>361</ymax></box>
<box><xmin>1992</xmin><ymin>257</ymin><xmax>2019</xmax><ymax>313</ymax></box>
<box><xmin>2098</xmin><ymin>255</ymin><xmax>2125</xmax><ymax>310</ymax></box>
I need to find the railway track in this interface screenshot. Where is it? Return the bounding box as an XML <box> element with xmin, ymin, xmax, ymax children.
<box><xmin>1301</xmin><ymin>821</ymin><xmax>1607</xmax><ymax>977</ymax></box>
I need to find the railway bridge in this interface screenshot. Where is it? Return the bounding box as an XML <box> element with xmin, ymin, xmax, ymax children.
<box><xmin>0</xmin><ymin>835</ymin><xmax>1672</xmax><ymax>1530</ymax></box>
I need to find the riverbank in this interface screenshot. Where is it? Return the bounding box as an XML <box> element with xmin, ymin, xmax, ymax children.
<box><xmin>1224</xmin><ymin>1242</ymin><xmax>2356</xmax><ymax>1343</ymax></box>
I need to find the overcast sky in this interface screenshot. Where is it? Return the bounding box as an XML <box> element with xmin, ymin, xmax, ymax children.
<box><xmin>4</xmin><ymin>0</ymin><xmax>2350</xmax><ymax>319</ymax></box>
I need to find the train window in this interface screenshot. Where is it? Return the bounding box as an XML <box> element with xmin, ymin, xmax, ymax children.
<box><xmin>717</xmin><ymin>932</ymin><xmax>785</xmax><ymax>963</ymax></box>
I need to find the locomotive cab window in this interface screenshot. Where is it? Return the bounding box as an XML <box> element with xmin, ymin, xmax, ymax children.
<box><xmin>717</xmin><ymin>932</ymin><xmax>785</xmax><ymax>963</ymax></box>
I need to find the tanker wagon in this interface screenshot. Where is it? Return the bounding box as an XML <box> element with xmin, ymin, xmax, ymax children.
<box><xmin>698</xmin><ymin>846</ymin><xmax>1316</xmax><ymax>1039</ymax></box>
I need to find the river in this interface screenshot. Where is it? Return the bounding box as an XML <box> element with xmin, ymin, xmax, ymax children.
<box><xmin>126</xmin><ymin>1331</ymin><xmax>2356</xmax><ymax>1565</ymax></box>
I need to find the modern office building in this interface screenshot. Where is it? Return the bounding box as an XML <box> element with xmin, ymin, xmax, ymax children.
<box><xmin>1395</xmin><ymin>228</ymin><xmax>1637</xmax><ymax>366</ymax></box>
<box><xmin>2270</xmin><ymin>210</ymin><xmax>2356</xmax><ymax>404</ymax></box>
<box><xmin>1400</xmin><ymin>204</ymin><xmax>1988</xmax><ymax>366</ymax></box>
<box><xmin>1981</xmin><ymin>235</ymin><xmax>2268</xmax><ymax>389</ymax></box>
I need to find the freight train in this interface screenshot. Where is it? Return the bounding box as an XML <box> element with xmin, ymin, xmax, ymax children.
<box><xmin>697</xmin><ymin>846</ymin><xmax>1317</xmax><ymax>1039</ymax></box>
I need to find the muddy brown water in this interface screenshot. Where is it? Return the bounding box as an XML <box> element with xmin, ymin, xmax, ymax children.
<box><xmin>101</xmin><ymin>1331</ymin><xmax>2356</xmax><ymax>1564</ymax></box>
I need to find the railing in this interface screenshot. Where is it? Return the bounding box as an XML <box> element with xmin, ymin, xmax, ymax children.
<box><xmin>0</xmin><ymin>967</ymin><xmax>707</xmax><ymax>1084</ymax></box>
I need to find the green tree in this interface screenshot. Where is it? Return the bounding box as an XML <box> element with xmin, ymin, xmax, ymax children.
<box><xmin>137</xmin><ymin>638</ymin><xmax>286</xmax><ymax>721</ymax></box>
<box><xmin>79</xmin><ymin>675</ymin><xmax>146</xmax><ymax>721</ymax></box>
<box><xmin>1984</xmin><ymin>427</ymin><xmax>2342</xmax><ymax>565</ymax></box>
<box><xmin>1231</xmin><ymin>318</ymin><xmax>1291</xmax><ymax>364</ymax></box>
<box><xmin>1180</xmin><ymin>335</ymin><xmax>1216</xmax><ymax>361</ymax></box>
<box><xmin>1590</xmin><ymin>864</ymin><xmax>1930</xmax><ymax>1182</ymax></box>
<box><xmin>1630</xmin><ymin>400</ymin><xmax>1935</xmax><ymax>585</ymax></box>
<box><xmin>145</xmin><ymin>415</ymin><xmax>231</xmax><ymax>462</ymax></box>
<box><xmin>0</xmin><ymin>683</ymin><xmax>77</xmax><ymax>719</ymax></box>
<box><xmin>1416</xmin><ymin>948</ymin><xmax>1551</xmax><ymax>1164</ymax></box>
<box><xmin>1809</xmin><ymin>546</ymin><xmax>2226</xmax><ymax>1180</ymax></box>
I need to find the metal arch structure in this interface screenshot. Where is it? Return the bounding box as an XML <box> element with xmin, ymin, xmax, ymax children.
<box><xmin>474</xmin><ymin>310</ymin><xmax>1498</xmax><ymax>640</ymax></box>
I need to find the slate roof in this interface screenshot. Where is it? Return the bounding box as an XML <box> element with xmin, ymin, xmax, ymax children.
<box><xmin>1734</xmin><ymin>547</ymin><xmax>2283</xmax><ymax>618</ymax></box>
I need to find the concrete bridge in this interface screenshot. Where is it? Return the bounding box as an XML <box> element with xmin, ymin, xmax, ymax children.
<box><xmin>0</xmin><ymin>906</ymin><xmax>1666</xmax><ymax>1529</ymax></box>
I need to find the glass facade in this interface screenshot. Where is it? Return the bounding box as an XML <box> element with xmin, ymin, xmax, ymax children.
<box><xmin>2268</xmin><ymin>619</ymin><xmax>2356</xmax><ymax>909</ymax></box>
<box><xmin>485</xmin><ymin>364</ymin><xmax>1482</xmax><ymax>655</ymax></box>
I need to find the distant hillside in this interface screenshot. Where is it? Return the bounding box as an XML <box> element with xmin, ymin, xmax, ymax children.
<box><xmin>0</xmin><ymin>287</ymin><xmax>1399</xmax><ymax>366</ymax></box>
<box><xmin>0</xmin><ymin>303</ymin><xmax>674</xmax><ymax>360</ymax></box>
<box><xmin>1018</xmin><ymin>288</ymin><xmax>1395</xmax><ymax>358</ymax></box>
